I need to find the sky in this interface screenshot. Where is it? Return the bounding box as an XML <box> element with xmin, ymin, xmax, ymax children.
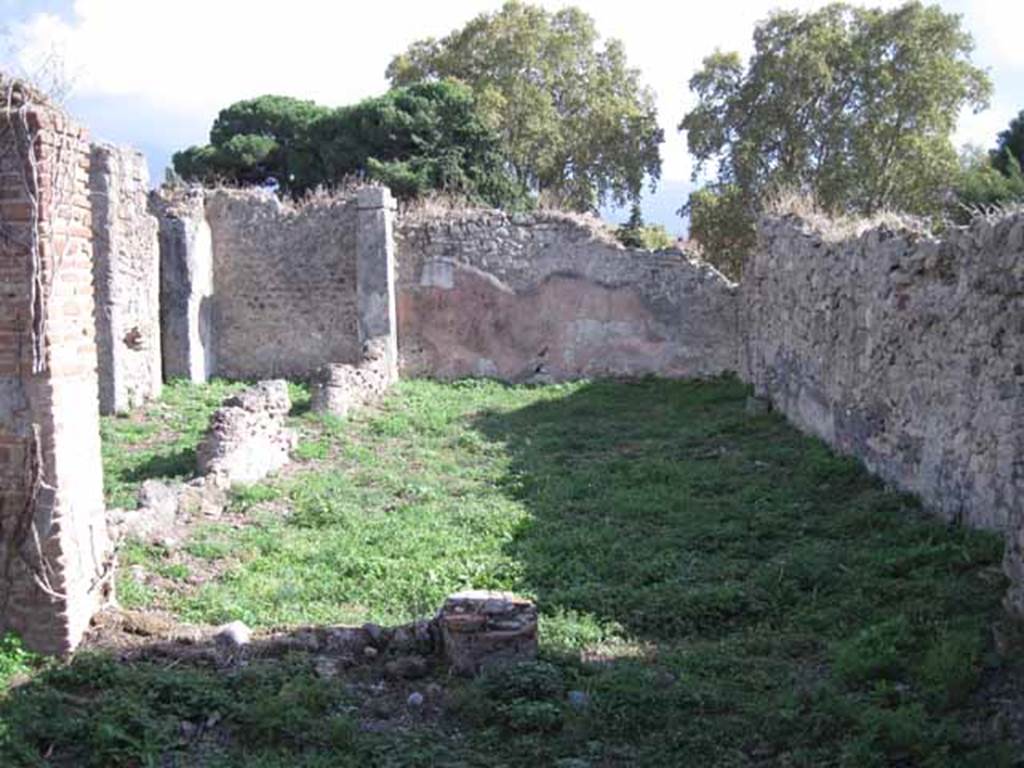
<box><xmin>2</xmin><ymin>0</ymin><xmax>1022</xmax><ymax>235</ymax></box>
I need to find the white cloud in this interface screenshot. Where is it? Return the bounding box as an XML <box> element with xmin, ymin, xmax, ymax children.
<box><xmin>960</xmin><ymin>0</ymin><xmax>1024</xmax><ymax>75</ymax></box>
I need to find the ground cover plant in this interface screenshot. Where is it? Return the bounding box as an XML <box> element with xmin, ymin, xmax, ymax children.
<box><xmin>1</xmin><ymin>377</ymin><xmax>1019</xmax><ymax>766</ymax></box>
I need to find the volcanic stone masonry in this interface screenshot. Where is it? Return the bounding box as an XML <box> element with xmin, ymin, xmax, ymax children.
<box><xmin>204</xmin><ymin>189</ymin><xmax>362</xmax><ymax>380</ymax></box>
<box><xmin>743</xmin><ymin>213</ymin><xmax>1024</xmax><ymax>613</ymax></box>
<box><xmin>89</xmin><ymin>143</ymin><xmax>161</xmax><ymax>415</ymax></box>
<box><xmin>196</xmin><ymin>380</ymin><xmax>297</xmax><ymax>486</ymax></box>
<box><xmin>395</xmin><ymin>207</ymin><xmax>741</xmax><ymax>382</ymax></box>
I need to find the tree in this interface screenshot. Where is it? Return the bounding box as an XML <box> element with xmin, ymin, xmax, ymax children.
<box><xmin>172</xmin><ymin>95</ymin><xmax>328</xmax><ymax>192</ymax></box>
<box><xmin>679</xmin><ymin>2</ymin><xmax>990</xmax><ymax>275</ymax></box>
<box><xmin>952</xmin><ymin>112</ymin><xmax>1024</xmax><ymax>218</ymax></box>
<box><xmin>386</xmin><ymin>1</ymin><xmax>663</xmax><ymax>212</ymax></box>
<box><xmin>172</xmin><ymin>82</ymin><xmax>527</xmax><ymax>208</ymax></box>
<box><xmin>990</xmin><ymin>110</ymin><xmax>1024</xmax><ymax>177</ymax></box>
<box><xmin>614</xmin><ymin>203</ymin><xmax>674</xmax><ymax>250</ymax></box>
<box><xmin>953</xmin><ymin>147</ymin><xmax>1024</xmax><ymax>219</ymax></box>
<box><xmin>312</xmin><ymin>81</ymin><xmax>528</xmax><ymax>207</ymax></box>
<box><xmin>685</xmin><ymin>185</ymin><xmax>755</xmax><ymax>281</ymax></box>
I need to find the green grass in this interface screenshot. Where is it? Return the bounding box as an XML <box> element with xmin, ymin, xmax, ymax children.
<box><xmin>2</xmin><ymin>376</ymin><xmax>1017</xmax><ymax>766</ymax></box>
<box><xmin>0</xmin><ymin>636</ymin><xmax>37</xmax><ymax>690</ymax></box>
<box><xmin>100</xmin><ymin>379</ymin><xmax>245</xmax><ymax>508</ymax></box>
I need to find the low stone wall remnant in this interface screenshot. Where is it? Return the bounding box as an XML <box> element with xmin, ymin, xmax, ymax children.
<box><xmin>310</xmin><ymin>339</ymin><xmax>395</xmax><ymax>417</ymax></box>
<box><xmin>196</xmin><ymin>380</ymin><xmax>297</xmax><ymax>486</ymax></box>
<box><xmin>439</xmin><ymin>590</ymin><xmax>538</xmax><ymax>675</ymax></box>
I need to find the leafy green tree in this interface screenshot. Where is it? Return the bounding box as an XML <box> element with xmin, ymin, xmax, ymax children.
<box><xmin>172</xmin><ymin>82</ymin><xmax>527</xmax><ymax>207</ymax></box>
<box><xmin>173</xmin><ymin>95</ymin><xmax>329</xmax><ymax>191</ymax></box>
<box><xmin>386</xmin><ymin>1</ymin><xmax>663</xmax><ymax>212</ymax></box>
<box><xmin>615</xmin><ymin>203</ymin><xmax>674</xmax><ymax>250</ymax></box>
<box><xmin>952</xmin><ymin>145</ymin><xmax>1024</xmax><ymax>220</ymax></box>
<box><xmin>679</xmin><ymin>2</ymin><xmax>990</xmax><ymax>275</ymax></box>
<box><xmin>685</xmin><ymin>185</ymin><xmax>756</xmax><ymax>281</ymax></box>
<box><xmin>312</xmin><ymin>81</ymin><xmax>528</xmax><ymax>207</ymax></box>
<box><xmin>990</xmin><ymin>110</ymin><xmax>1024</xmax><ymax>177</ymax></box>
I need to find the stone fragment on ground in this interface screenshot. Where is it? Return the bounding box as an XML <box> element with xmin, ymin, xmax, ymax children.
<box><xmin>107</xmin><ymin>474</ymin><xmax>228</xmax><ymax>546</ymax></box>
<box><xmin>196</xmin><ymin>380</ymin><xmax>297</xmax><ymax>485</ymax></box>
<box><xmin>214</xmin><ymin>620</ymin><xmax>252</xmax><ymax>648</ymax></box>
<box><xmin>107</xmin><ymin>479</ymin><xmax>180</xmax><ymax>543</ymax></box>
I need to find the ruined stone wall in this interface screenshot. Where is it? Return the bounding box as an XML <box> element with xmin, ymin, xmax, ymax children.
<box><xmin>90</xmin><ymin>143</ymin><xmax>160</xmax><ymax>414</ymax></box>
<box><xmin>395</xmin><ymin>209</ymin><xmax>739</xmax><ymax>381</ymax></box>
<box><xmin>205</xmin><ymin>190</ymin><xmax>361</xmax><ymax>379</ymax></box>
<box><xmin>743</xmin><ymin>214</ymin><xmax>1024</xmax><ymax>540</ymax></box>
<box><xmin>0</xmin><ymin>101</ymin><xmax>111</xmax><ymax>654</ymax></box>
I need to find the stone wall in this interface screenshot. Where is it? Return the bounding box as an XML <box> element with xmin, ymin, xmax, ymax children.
<box><xmin>743</xmin><ymin>214</ymin><xmax>1024</xmax><ymax>539</ymax></box>
<box><xmin>89</xmin><ymin>143</ymin><xmax>160</xmax><ymax>414</ymax></box>
<box><xmin>152</xmin><ymin>187</ymin><xmax>214</xmax><ymax>383</ymax></box>
<box><xmin>395</xmin><ymin>209</ymin><xmax>739</xmax><ymax>381</ymax></box>
<box><xmin>0</xmin><ymin>98</ymin><xmax>111</xmax><ymax>654</ymax></box>
<box><xmin>205</xmin><ymin>190</ymin><xmax>361</xmax><ymax>379</ymax></box>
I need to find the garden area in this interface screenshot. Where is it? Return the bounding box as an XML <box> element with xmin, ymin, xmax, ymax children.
<box><xmin>0</xmin><ymin>376</ymin><xmax>1020</xmax><ymax>766</ymax></box>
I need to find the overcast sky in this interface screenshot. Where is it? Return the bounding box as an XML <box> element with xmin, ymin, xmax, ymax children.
<box><xmin>2</xmin><ymin>0</ymin><xmax>1022</xmax><ymax>234</ymax></box>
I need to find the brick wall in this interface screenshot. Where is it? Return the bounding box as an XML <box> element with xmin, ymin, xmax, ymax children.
<box><xmin>0</xmin><ymin>100</ymin><xmax>110</xmax><ymax>654</ymax></box>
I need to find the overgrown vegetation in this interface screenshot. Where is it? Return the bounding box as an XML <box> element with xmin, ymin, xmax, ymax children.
<box><xmin>2</xmin><ymin>377</ymin><xmax>1017</xmax><ymax>765</ymax></box>
<box><xmin>0</xmin><ymin>635</ymin><xmax>36</xmax><ymax>690</ymax></box>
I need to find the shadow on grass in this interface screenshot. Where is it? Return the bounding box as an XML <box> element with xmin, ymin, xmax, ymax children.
<box><xmin>0</xmin><ymin>626</ymin><xmax>457</xmax><ymax>767</ymax></box>
<box><xmin>467</xmin><ymin>375</ymin><xmax>1017</xmax><ymax>762</ymax></box>
<box><xmin>122</xmin><ymin>447</ymin><xmax>197</xmax><ymax>484</ymax></box>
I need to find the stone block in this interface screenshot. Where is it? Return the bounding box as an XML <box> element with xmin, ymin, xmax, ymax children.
<box><xmin>310</xmin><ymin>339</ymin><xmax>393</xmax><ymax>417</ymax></box>
<box><xmin>439</xmin><ymin>590</ymin><xmax>538</xmax><ymax>676</ymax></box>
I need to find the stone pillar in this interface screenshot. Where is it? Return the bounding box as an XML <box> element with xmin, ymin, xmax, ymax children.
<box><xmin>356</xmin><ymin>186</ymin><xmax>398</xmax><ymax>383</ymax></box>
<box><xmin>90</xmin><ymin>143</ymin><xmax>161</xmax><ymax>414</ymax></box>
<box><xmin>152</xmin><ymin>188</ymin><xmax>214</xmax><ymax>383</ymax></box>
<box><xmin>0</xmin><ymin>97</ymin><xmax>112</xmax><ymax>654</ymax></box>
